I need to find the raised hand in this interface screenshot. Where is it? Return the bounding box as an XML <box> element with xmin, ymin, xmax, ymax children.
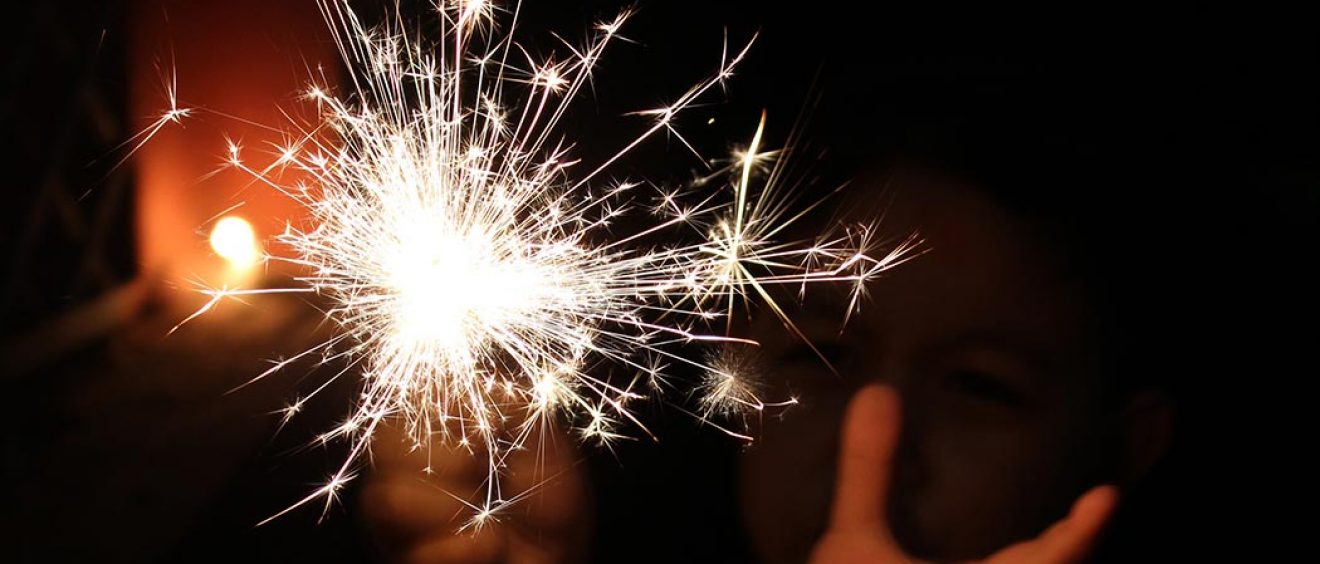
<box><xmin>810</xmin><ymin>386</ymin><xmax>1118</xmax><ymax>564</ymax></box>
<box><xmin>361</xmin><ymin>422</ymin><xmax>591</xmax><ymax>564</ymax></box>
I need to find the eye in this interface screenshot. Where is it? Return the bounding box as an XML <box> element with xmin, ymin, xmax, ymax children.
<box><xmin>945</xmin><ymin>369</ymin><xmax>1023</xmax><ymax>408</ymax></box>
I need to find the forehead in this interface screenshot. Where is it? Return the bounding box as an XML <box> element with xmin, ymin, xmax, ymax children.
<box><xmin>834</xmin><ymin>164</ymin><xmax>1096</xmax><ymax>367</ymax></box>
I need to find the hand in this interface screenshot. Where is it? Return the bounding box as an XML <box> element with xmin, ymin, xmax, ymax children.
<box><xmin>361</xmin><ymin>421</ymin><xmax>591</xmax><ymax>564</ymax></box>
<box><xmin>810</xmin><ymin>385</ymin><xmax>1118</xmax><ymax>564</ymax></box>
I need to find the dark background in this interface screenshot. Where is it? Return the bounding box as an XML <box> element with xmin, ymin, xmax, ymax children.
<box><xmin>2</xmin><ymin>1</ymin><xmax>1313</xmax><ymax>562</ymax></box>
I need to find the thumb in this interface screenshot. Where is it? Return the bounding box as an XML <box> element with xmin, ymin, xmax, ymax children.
<box><xmin>988</xmin><ymin>485</ymin><xmax>1120</xmax><ymax>564</ymax></box>
<box><xmin>828</xmin><ymin>384</ymin><xmax>903</xmax><ymax>532</ymax></box>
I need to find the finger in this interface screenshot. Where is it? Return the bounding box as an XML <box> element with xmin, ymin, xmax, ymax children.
<box><xmin>1034</xmin><ymin>485</ymin><xmax>1119</xmax><ymax>563</ymax></box>
<box><xmin>401</xmin><ymin>526</ymin><xmax>505</xmax><ymax>564</ymax></box>
<box><xmin>361</xmin><ymin>476</ymin><xmax>470</xmax><ymax>548</ymax></box>
<box><xmin>373</xmin><ymin>421</ymin><xmax>485</xmax><ymax>482</ymax></box>
<box><xmin>506</xmin><ymin>444</ymin><xmax>591</xmax><ymax>534</ymax></box>
<box><xmin>993</xmin><ymin>485</ymin><xmax>1119</xmax><ymax>564</ymax></box>
<box><xmin>828</xmin><ymin>384</ymin><xmax>902</xmax><ymax>531</ymax></box>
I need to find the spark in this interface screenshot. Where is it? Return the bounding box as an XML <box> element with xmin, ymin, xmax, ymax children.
<box><xmin>93</xmin><ymin>59</ymin><xmax>191</xmax><ymax>191</ymax></box>
<box><xmin>153</xmin><ymin>0</ymin><xmax>913</xmax><ymax>526</ymax></box>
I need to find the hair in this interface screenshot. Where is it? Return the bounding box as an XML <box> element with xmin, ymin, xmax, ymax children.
<box><xmin>817</xmin><ymin>91</ymin><xmax>1196</xmax><ymax>400</ymax></box>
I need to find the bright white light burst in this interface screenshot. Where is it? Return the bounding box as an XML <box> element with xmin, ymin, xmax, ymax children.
<box><xmin>161</xmin><ymin>0</ymin><xmax>919</xmax><ymax>526</ymax></box>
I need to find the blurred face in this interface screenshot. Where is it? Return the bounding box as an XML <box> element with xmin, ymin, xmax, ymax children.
<box><xmin>740</xmin><ymin>165</ymin><xmax>1120</xmax><ymax>562</ymax></box>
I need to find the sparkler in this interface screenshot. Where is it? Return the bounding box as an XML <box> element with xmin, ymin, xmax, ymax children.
<box><xmin>145</xmin><ymin>0</ymin><xmax>919</xmax><ymax>526</ymax></box>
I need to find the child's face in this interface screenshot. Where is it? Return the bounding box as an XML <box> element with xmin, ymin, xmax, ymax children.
<box><xmin>740</xmin><ymin>165</ymin><xmax>1121</xmax><ymax>562</ymax></box>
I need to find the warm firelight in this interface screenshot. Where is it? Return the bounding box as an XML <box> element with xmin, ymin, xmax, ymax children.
<box><xmin>131</xmin><ymin>0</ymin><xmax>333</xmax><ymax>287</ymax></box>
<box><xmin>209</xmin><ymin>216</ymin><xmax>261</xmax><ymax>269</ymax></box>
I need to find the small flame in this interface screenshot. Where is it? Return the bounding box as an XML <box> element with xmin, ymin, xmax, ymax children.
<box><xmin>210</xmin><ymin>216</ymin><xmax>261</xmax><ymax>269</ymax></box>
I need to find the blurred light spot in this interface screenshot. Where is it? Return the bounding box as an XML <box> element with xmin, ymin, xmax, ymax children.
<box><xmin>210</xmin><ymin>216</ymin><xmax>260</xmax><ymax>268</ymax></box>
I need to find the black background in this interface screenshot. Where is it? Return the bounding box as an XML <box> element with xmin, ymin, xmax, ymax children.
<box><xmin>2</xmin><ymin>1</ymin><xmax>1313</xmax><ymax>562</ymax></box>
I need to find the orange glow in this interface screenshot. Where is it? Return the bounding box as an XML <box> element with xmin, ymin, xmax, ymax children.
<box><xmin>131</xmin><ymin>1</ymin><xmax>334</xmax><ymax>284</ymax></box>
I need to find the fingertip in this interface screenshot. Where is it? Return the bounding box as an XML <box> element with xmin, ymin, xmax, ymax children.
<box><xmin>840</xmin><ymin>384</ymin><xmax>902</xmax><ymax>476</ymax></box>
<box><xmin>854</xmin><ymin>383</ymin><xmax>899</xmax><ymax>410</ymax></box>
<box><xmin>1072</xmin><ymin>484</ymin><xmax>1120</xmax><ymax>521</ymax></box>
<box><xmin>1035</xmin><ymin>484</ymin><xmax>1120</xmax><ymax>562</ymax></box>
<box><xmin>845</xmin><ymin>384</ymin><xmax>900</xmax><ymax>436</ymax></box>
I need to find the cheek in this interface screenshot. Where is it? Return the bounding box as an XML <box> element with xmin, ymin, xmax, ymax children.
<box><xmin>739</xmin><ymin>394</ymin><xmax>849</xmax><ymax>564</ymax></box>
<box><xmin>894</xmin><ymin>412</ymin><xmax>1082</xmax><ymax>557</ymax></box>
